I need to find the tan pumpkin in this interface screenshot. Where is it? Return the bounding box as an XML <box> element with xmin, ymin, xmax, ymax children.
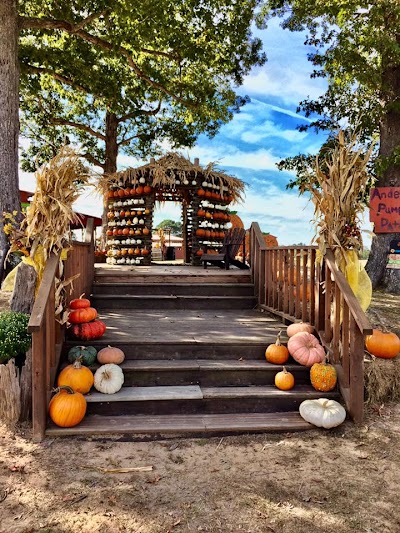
<box><xmin>275</xmin><ymin>367</ymin><xmax>295</xmax><ymax>390</ymax></box>
<box><xmin>365</xmin><ymin>329</ymin><xmax>400</xmax><ymax>359</ymax></box>
<box><xmin>310</xmin><ymin>361</ymin><xmax>337</xmax><ymax>392</ymax></box>
<box><xmin>265</xmin><ymin>331</ymin><xmax>289</xmax><ymax>365</ymax></box>
<box><xmin>97</xmin><ymin>345</ymin><xmax>125</xmax><ymax>365</ymax></box>
<box><xmin>287</xmin><ymin>332</ymin><xmax>325</xmax><ymax>367</ymax></box>
<box><xmin>57</xmin><ymin>357</ymin><xmax>94</xmax><ymax>394</ymax></box>
<box><xmin>287</xmin><ymin>322</ymin><xmax>314</xmax><ymax>338</ymax></box>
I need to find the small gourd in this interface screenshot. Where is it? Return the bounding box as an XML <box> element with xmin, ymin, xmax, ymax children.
<box><xmin>68</xmin><ymin>306</ymin><xmax>98</xmax><ymax>324</ymax></box>
<box><xmin>299</xmin><ymin>398</ymin><xmax>346</xmax><ymax>428</ymax></box>
<box><xmin>69</xmin><ymin>294</ymin><xmax>91</xmax><ymax>310</ymax></box>
<box><xmin>94</xmin><ymin>364</ymin><xmax>124</xmax><ymax>394</ymax></box>
<box><xmin>265</xmin><ymin>331</ymin><xmax>289</xmax><ymax>365</ymax></box>
<box><xmin>274</xmin><ymin>367</ymin><xmax>295</xmax><ymax>390</ymax></box>
<box><xmin>310</xmin><ymin>361</ymin><xmax>337</xmax><ymax>392</ymax></box>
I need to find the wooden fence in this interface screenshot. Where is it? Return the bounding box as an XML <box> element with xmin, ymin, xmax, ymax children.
<box><xmin>28</xmin><ymin>219</ymin><xmax>95</xmax><ymax>441</ymax></box>
<box><xmin>249</xmin><ymin>222</ymin><xmax>372</xmax><ymax>423</ymax></box>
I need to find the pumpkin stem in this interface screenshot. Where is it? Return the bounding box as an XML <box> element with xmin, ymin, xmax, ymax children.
<box><xmin>73</xmin><ymin>355</ymin><xmax>83</xmax><ymax>369</ymax></box>
<box><xmin>276</xmin><ymin>330</ymin><xmax>282</xmax><ymax>346</ymax></box>
<box><xmin>321</xmin><ymin>399</ymin><xmax>330</xmax><ymax>408</ymax></box>
<box><xmin>79</xmin><ymin>293</ymin><xmax>86</xmax><ymax>299</ymax></box>
<box><xmin>282</xmin><ymin>366</ymin><xmax>288</xmax><ymax>373</ymax></box>
<box><xmin>52</xmin><ymin>385</ymin><xmax>75</xmax><ymax>395</ymax></box>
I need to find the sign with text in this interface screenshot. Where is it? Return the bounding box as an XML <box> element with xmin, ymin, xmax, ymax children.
<box><xmin>370</xmin><ymin>187</ymin><xmax>400</xmax><ymax>233</ymax></box>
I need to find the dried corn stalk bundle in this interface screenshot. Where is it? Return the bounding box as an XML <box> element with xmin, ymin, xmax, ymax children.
<box><xmin>306</xmin><ymin>129</ymin><xmax>375</xmax><ymax>266</ymax></box>
<box><xmin>22</xmin><ymin>146</ymin><xmax>90</xmax><ymax>261</ymax></box>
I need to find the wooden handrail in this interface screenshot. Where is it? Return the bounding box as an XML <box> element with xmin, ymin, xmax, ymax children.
<box><xmin>248</xmin><ymin>221</ymin><xmax>372</xmax><ymax>423</ymax></box>
<box><xmin>28</xmin><ymin>253</ymin><xmax>60</xmax><ymax>332</ymax></box>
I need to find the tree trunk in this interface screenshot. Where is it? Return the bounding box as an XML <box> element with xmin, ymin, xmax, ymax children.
<box><xmin>366</xmin><ymin>61</ymin><xmax>400</xmax><ymax>294</ymax></box>
<box><xmin>0</xmin><ymin>0</ymin><xmax>20</xmax><ymax>252</ymax></box>
<box><xmin>100</xmin><ymin>111</ymin><xmax>119</xmax><ymax>246</ymax></box>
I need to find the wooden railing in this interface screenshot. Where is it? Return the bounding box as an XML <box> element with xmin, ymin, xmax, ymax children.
<box><xmin>249</xmin><ymin>222</ymin><xmax>373</xmax><ymax>423</ymax></box>
<box><xmin>29</xmin><ymin>219</ymin><xmax>95</xmax><ymax>441</ymax></box>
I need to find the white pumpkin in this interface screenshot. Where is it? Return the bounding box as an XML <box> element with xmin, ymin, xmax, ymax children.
<box><xmin>299</xmin><ymin>398</ymin><xmax>346</xmax><ymax>429</ymax></box>
<box><xmin>94</xmin><ymin>364</ymin><xmax>124</xmax><ymax>394</ymax></box>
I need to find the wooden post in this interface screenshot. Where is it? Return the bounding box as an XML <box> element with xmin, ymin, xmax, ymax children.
<box><xmin>349</xmin><ymin>320</ymin><xmax>364</xmax><ymax>423</ymax></box>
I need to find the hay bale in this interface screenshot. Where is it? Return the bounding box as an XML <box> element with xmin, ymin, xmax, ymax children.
<box><xmin>0</xmin><ymin>359</ymin><xmax>21</xmax><ymax>426</ymax></box>
<box><xmin>364</xmin><ymin>355</ymin><xmax>400</xmax><ymax>405</ymax></box>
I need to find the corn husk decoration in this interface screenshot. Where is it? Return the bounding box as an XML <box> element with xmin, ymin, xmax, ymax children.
<box><xmin>305</xmin><ymin>128</ymin><xmax>375</xmax><ymax>311</ymax></box>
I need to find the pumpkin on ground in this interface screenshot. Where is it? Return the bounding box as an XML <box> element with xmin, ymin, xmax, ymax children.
<box><xmin>70</xmin><ymin>320</ymin><xmax>106</xmax><ymax>341</ymax></box>
<box><xmin>69</xmin><ymin>295</ymin><xmax>91</xmax><ymax>310</ymax></box>
<box><xmin>67</xmin><ymin>345</ymin><xmax>98</xmax><ymax>366</ymax></box>
<box><xmin>310</xmin><ymin>361</ymin><xmax>337</xmax><ymax>392</ymax></box>
<box><xmin>94</xmin><ymin>364</ymin><xmax>124</xmax><ymax>394</ymax></box>
<box><xmin>57</xmin><ymin>356</ymin><xmax>94</xmax><ymax>394</ymax></box>
<box><xmin>49</xmin><ymin>386</ymin><xmax>87</xmax><ymax>427</ymax></box>
<box><xmin>365</xmin><ymin>329</ymin><xmax>400</xmax><ymax>359</ymax></box>
<box><xmin>287</xmin><ymin>332</ymin><xmax>325</xmax><ymax>367</ymax></box>
<box><xmin>265</xmin><ymin>331</ymin><xmax>289</xmax><ymax>365</ymax></box>
<box><xmin>68</xmin><ymin>306</ymin><xmax>98</xmax><ymax>324</ymax></box>
<box><xmin>274</xmin><ymin>367</ymin><xmax>295</xmax><ymax>390</ymax></box>
<box><xmin>287</xmin><ymin>322</ymin><xmax>314</xmax><ymax>338</ymax></box>
<box><xmin>97</xmin><ymin>345</ymin><xmax>125</xmax><ymax>365</ymax></box>
<box><xmin>299</xmin><ymin>398</ymin><xmax>346</xmax><ymax>429</ymax></box>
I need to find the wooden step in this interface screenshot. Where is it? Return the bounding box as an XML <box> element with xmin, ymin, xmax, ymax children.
<box><xmin>92</xmin><ymin>282</ymin><xmax>255</xmax><ymax>297</ymax></box>
<box><xmin>91</xmin><ymin>294</ymin><xmax>257</xmax><ymax>310</ymax></box>
<box><xmin>46</xmin><ymin>412</ymin><xmax>313</xmax><ymax>437</ymax></box>
<box><xmin>85</xmin><ymin>385</ymin><xmax>339</xmax><ymax>416</ymax></box>
<box><xmin>89</xmin><ymin>359</ymin><xmax>310</xmax><ymax>387</ymax></box>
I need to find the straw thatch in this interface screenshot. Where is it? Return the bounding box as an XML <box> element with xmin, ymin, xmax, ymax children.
<box><xmin>306</xmin><ymin>129</ymin><xmax>375</xmax><ymax>266</ymax></box>
<box><xmin>112</xmin><ymin>152</ymin><xmax>246</xmax><ymax>203</ymax></box>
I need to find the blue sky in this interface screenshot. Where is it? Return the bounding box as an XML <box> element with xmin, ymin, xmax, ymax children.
<box><xmin>18</xmin><ymin>17</ymin><xmax>374</xmax><ymax>246</ymax></box>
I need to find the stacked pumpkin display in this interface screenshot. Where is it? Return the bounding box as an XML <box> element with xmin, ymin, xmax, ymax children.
<box><xmin>49</xmin><ymin>344</ymin><xmax>126</xmax><ymax>428</ymax></box>
<box><xmin>68</xmin><ymin>295</ymin><xmax>106</xmax><ymax>341</ymax></box>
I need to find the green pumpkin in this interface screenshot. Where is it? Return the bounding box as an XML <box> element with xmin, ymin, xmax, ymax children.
<box><xmin>67</xmin><ymin>345</ymin><xmax>97</xmax><ymax>366</ymax></box>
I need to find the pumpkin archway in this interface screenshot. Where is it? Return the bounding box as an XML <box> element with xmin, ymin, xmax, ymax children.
<box><xmin>105</xmin><ymin>153</ymin><xmax>246</xmax><ymax>265</ymax></box>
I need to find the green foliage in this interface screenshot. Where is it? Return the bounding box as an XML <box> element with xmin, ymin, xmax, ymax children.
<box><xmin>18</xmin><ymin>0</ymin><xmax>266</xmax><ymax>171</ymax></box>
<box><xmin>156</xmin><ymin>220</ymin><xmax>182</xmax><ymax>237</ymax></box>
<box><xmin>0</xmin><ymin>312</ymin><xmax>31</xmax><ymax>364</ymax></box>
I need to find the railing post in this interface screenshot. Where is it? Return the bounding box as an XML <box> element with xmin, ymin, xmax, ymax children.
<box><xmin>259</xmin><ymin>249</ymin><xmax>266</xmax><ymax>306</ymax></box>
<box><xmin>32</xmin><ymin>329</ymin><xmax>47</xmax><ymax>442</ymax></box>
<box><xmin>349</xmin><ymin>321</ymin><xmax>365</xmax><ymax>423</ymax></box>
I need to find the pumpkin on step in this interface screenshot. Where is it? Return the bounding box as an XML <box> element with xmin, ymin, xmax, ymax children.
<box><xmin>94</xmin><ymin>363</ymin><xmax>124</xmax><ymax>394</ymax></box>
<box><xmin>68</xmin><ymin>306</ymin><xmax>98</xmax><ymax>324</ymax></box>
<box><xmin>365</xmin><ymin>329</ymin><xmax>400</xmax><ymax>359</ymax></box>
<box><xmin>310</xmin><ymin>361</ymin><xmax>337</xmax><ymax>392</ymax></box>
<box><xmin>57</xmin><ymin>356</ymin><xmax>94</xmax><ymax>394</ymax></box>
<box><xmin>287</xmin><ymin>332</ymin><xmax>325</xmax><ymax>367</ymax></box>
<box><xmin>287</xmin><ymin>322</ymin><xmax>314</xmax><ymax>338</ymax></box>
<box><xmin>265</xmin><ymin>331</ymin><xmax>289</xmax><ymax>364</ymax></box>
<box><xmin>97</xmin><ymin>345</ymin><xmax>125</xmax><ymax>365</ymax></box>
<box><xmin>70</xmin><ymin>320</ymin><xmax>106</xmax><ymax>341</ymax></box>
<box><xmin>274</xmin><ymin>367</ymin><xmax>295</xmax><ymax>390</ymax></box>
<box><xmin>67</xmin><ymin>345</ymin><xmax>97</xmax><ymax>366</ymax></box>
<box><xmin>299</xmin><ymin>398</ymin><xmax>346</xmax><ymax>428</ymax></box>
<box><xmin>69</xmin><ymin>295</ymin><xmax>91</xmax><ymax>309</ymax></box>
<box><xmin>49</xmin><ymin>386</ymin><xmax>87</xmax><ymax>427</ymax></box>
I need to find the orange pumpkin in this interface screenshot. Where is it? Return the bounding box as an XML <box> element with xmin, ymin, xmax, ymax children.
<box><xmin>97</xmin><ymin>345</ymin><xmax>125</xmax><ymax>365</ymax></box>
<box><xmin>275</xmin><ymin>367</ymin><xmax>295</xmax><ymax>390</ymax></box>
<box><xmin>49</xmin><ymin>386</ymin><xmax>87</xmax><ymax>427</ymax></box>
<box><xmin>229</xmin><ymin>212</ymin><xmax>244</xmax><ymax>228</ymax></box>
<box><xmin>70</xmin><ymin>320</ymin><xmax>107</xmax><ymax>341</ymax></box>
<box><xmin>69</xmin><ymin>307</ymin><xmax>97</xmax><ymax>324</ymax></box>
<box><xmin>69</xmin><ymin>295</ymin><xmax>91</xmax><ymax>310</ymax></box>
<box><xmin>265</xmin><ymin>331</ymin><xmax>289</xmax><ymax>364</ymax></box>
<box><xmin>57</xmin><ymin>357</ymin><xmax>94</xmax><ymax>394</ymax></box>
<box><xmin>365</xmin><ymin>329</ymin><xmax>400</xmax><ymax>359</ymax></box>
<box><xmin>310</xmin><ymin>361</ymin><xmax>337</xmax><ymax>392</ymax></box>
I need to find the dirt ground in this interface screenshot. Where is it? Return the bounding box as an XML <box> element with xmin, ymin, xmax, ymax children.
<box><xmin>1</xmin><ymin>290</ymin><xmax>400</xmax><ymax>533</ymax></box>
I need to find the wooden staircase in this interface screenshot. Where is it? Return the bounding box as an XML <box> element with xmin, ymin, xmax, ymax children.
<box><xmin>47</xmin><ymin>267</ymin><xmax>339</xmax><ymax>437</ymax></box>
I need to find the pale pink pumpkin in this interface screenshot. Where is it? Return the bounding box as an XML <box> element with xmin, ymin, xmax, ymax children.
<box><xmin>287</xmin><ymin>332</ymin><xmax>325</xmax><ymax>367</ymax></box>
<box><xmin>286</xmin><ymin>322</ymin><xmax>314</xmax><ymax>338</ymax></box>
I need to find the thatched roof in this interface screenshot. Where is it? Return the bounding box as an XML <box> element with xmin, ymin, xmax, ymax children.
<box><xmin>113</xmin><ymin>153</ymin><xmax>245</xmax><ymax>202</ymax></box>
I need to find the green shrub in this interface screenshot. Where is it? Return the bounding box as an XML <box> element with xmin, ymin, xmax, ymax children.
<box><xmin>0</xmin><ymin>312</ymin><xmax>31</xmax><ymax>364</ymax></box>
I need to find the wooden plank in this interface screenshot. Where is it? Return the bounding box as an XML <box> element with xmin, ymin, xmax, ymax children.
<box><xmin>301</xmin><ymin>250</ymin><xmax>308</xmax><ymax>321</ymax></box>
<box><xmin>86</xmin><ymin>385</ymin><xmax>203</xmax><ymax>402</ymax></box>
<box><xmin>349</xmin><ymin>318</ymin><xmax>365</xmax><ymax>423</ymax></box>
<box><xmin>28</xmin><ymin>253</ymin><xmax>59</xmax><ymax>331</ymax></box>
<box><xmin>46</xmin><ymin>412</ymin><xmax>313</xmax><ymax>436</ymax></box>
<box><xmin>32</xmin><ymin>330</ymin><xmax>46</xmax><ymax>442</ymax></box>
<box><xmin>201</xmin><ymin>385</ymin><xmax>338</xmax><ymax>399</ymax></box>
<box><xmin>341</xmin><ymin>301</ymin><xmax>350</xmax><ymax>387</ymax></box>
<box><xmin>309</xmin><ymin>248</ymin><xmax>316</xmax><ymax>325</ymax></box>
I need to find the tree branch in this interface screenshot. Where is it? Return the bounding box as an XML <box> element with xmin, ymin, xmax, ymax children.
<box><xmin>50</xmin><ymin>118</ymin><xmax>106</xmax><ymax>140</ymax></box>
<box><xmin>117</xmin><ymin>134</ymin><xmax>138</xmax><ymax>147</ymax></box>
<box><xmin>22</xmin><ymin>63</ymin><xmax>96</xmax><ymax>96</ymax></box>
<box><xmin>118</xmin><ymin>100</ymin><xmax>162</xmax><ymax>123</ymax></box>
<box><xmin>81</xmin><ymin>152</ymin><xmax>105</xmax><ymax>168</ymax></box>
<box><xmin>19</xmin><ymin>16</ymin><xmax>195</xmax><ymax>108</ymax></box>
